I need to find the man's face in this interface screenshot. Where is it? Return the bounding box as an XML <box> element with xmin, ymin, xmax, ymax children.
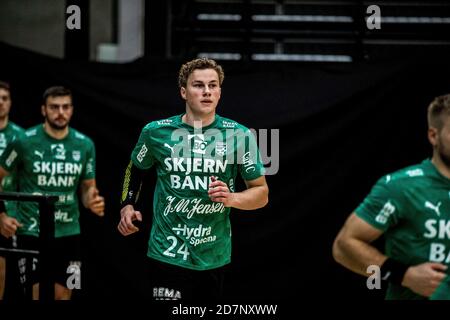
<box><xmin>180</xmin><ymin>68</ymin><xmax>221</xmax><ymax>118</ymax></box>
<box><xmin>42</xmin><ymin>95</ymin><xmax>73</xmax><ymax>130</ymax></box>
<box><xmin>0</xmin><ymin>88</ymin><xmax>11</xmax><ymax>119</ymax></box>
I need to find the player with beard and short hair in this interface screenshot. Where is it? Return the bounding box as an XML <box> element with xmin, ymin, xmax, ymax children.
<box><xmin>332</xmin><ymin>94</ymin><xmax>450</xmax><ymax>300</ymax></box>
<box><xmin>0</xmin><ymin>81</ymin><xmax>25</xmax><ymax>300</ymax></box>
<box><xmin>0</xmin><ymin>86</ymin><xmax>105</xmax><ymax>300</ymax></box>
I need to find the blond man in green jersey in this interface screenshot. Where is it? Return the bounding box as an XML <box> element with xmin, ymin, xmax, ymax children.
<box><xmin>118</xmin><ymin>58</ymin><xmax>269</xmax><ymax>300</ymax></box>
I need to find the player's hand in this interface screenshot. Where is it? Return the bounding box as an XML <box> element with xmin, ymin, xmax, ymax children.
<box><xmin>118</xmin><ymin>204</ymin><xmax>142</xmax><ymax>236</ymax></box>
<box><xmin>208</xmin><ymin>176</ymin><xmax>235</xmax><ymax>207</ymax></box>
<box><xmin>87</xmin><ymin>187</ymin><xmax>105</xmax><ymax>217</ymax></box>
<box><xmin>402</xmin><ymin>262</ymin><xmax>448</xmax><ymax>297</ymax></box>
<box><xmin>0</xmin><ymin>213</ymin><xmax>23</xmax><ymax>238</ymax></box>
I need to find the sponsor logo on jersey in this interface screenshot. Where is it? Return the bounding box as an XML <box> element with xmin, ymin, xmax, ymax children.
<box><xmin>425</xmin><ymin>201</ymin><xmax>442</xmax><ymax>217</ymax></box>
<box><xmin>72</xmin><ymin>150</ymin><xmax>81</xmax><ymax>161</ymax></box>
<box><xmin>165</xmin><ymin>158</ymin><xmax>228</xmax><ymax>190</ymax></box>
<box><xmin>228</xmin><ymin>178</ymin><xmax>235</xmax><ymax>192</ymax></box>
<box><xmin>170</xmin><ymin>175</ymin><xmax>212</xmax><ymax>190</ymax></box>
<box><xmin>54</xmin><ymin>210</ymin><xmax>73</xmax><ymax>222</ymax></box>
<box><xmin>424</xmin><ymin>219</ymin><xmax>450</xmax><ymax>239</ymax></box>
<box><xmin>188</xmin><ymin>134</ymin><xmax>207</xmax><ymax>154</ymax></box>
<box><xmin>5</xmin><ymin>150</ymin><xmax>17</xmax><ymax>167</ymax></box>
<box><xmin>86</xmin><ymin>158</ymin><xmax>94</xmax><ymax>175</ymax></box>
<box><xmin>33</xmin><ymin>161</ymin><xmax>83</xmax><ymax>187</ymax></box>
<box><xmin>172</xmin><ymin>224</ymin><xmax>217</xmax><ymax>247</ymax></box>
<box><xmin>375</xmin><ymin>201</ymin><xmax>395</xmax><ymax>224</ymax></box>
<box><xmin>34</xmin><ymin>150</ymin><xmax>44</xmax><ymax>159</ymax></box>
<box><xmin>222</xmin><ymin>120</ymin><xmax>237</xmax><ymax>128</ymax></box>
<box><xmin>153</xmin><ymin>287</ymin><xmax>181</xmax><ymax>300</ymax></box>
<box><xmin>51</xmin><ymin>144</ymin><xmax>66</xmax><ymax>160</ymax></box>
<box><xmin>424</xmin><ymin>218</ymin><xmax>450</xmax><ymax>263</ymax></box>
<box><xmin>33</xmin><ymin>161</ymin><xmax>82</xmax><ymax>175</ymax></box>
<box><xmin>242</xmin><ymin>151</ymin><xmax>256</xmax><ymax>173</ymax></box>
<box><xmin>429</xmin><ymin>242</ymin><xmax>450</xmax><ymax>263</ymax></box>
<box><xmin>164</xmin><ymin>143</ymin><xmax>175</xmax><ymax>154</ymax></box>
<box><xmin>157</xmin><ymin>119</ymin><xmax>173</xmax><ymax>125</ymax></box>
<box><xmin>215</xmin><ymin>142</ymin><xmax>227</xmax><ymax>156</ymax></box>
<box><xmin>164</xmin><ymin>158</ymin><xmax>227</xmax><ymax>175</ymax></box>
<box><xmin>0</xmin><ymin>133</ymin><xmax>6</xmax><ymax>149</ymax></box>
<box><xmin>406</xmin><ymin>168</ymin><xmax>424</xmax><ymax>177</ymax></box>
<box><xmin>37</xmin><ymin>175</ymin><xmax>77</xmax><ymax>187</ymax></box>
<box><xmin>58</xmin><ymin>193</ymin><xmax>75</xmax><ymax>204</ymax></box>
<box><xmin>136</xmin><ymin>143</ymin><xmax>148</xmax><ymax>162</ymax></box>
<box><xmin>164</xmin><ymin>196</ymin><xmax>226</xmax><ymax>219</ymax></box>
<box><xmin>172</xmin><ymin>223</ymin><xmax>211</xmax><ymax>239</ymax></box>
<box><xmin>75</xmin><ymin>132</ymin><xmax>86</xmax><ymax>140</ymax></box>
<box><xmin>25</xmin><ymin>129</ymin><xmax>37</xmax><ymax>137</ymax></box>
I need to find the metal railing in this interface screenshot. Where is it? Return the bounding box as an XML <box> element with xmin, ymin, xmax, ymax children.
<box><xmin>0</xmin><ymin>191</ymin><xmax>58</xmax><ymax>301</ymax></box>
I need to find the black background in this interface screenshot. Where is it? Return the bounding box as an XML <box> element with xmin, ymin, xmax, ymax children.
<box><xmin>2</xmin><ymin>41</ymin><xmax>450</xmax><ymax>304</ymax></box>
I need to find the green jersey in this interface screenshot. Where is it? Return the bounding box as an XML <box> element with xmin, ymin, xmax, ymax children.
<box><xmin>130</xmin><ymin>114</ymin><xmax>265</xmax><ymax>270</ymax></box>
<box><xmin>0</xmin><ymin>121</ymin><xmax>25</xmax><ymax>216</ymax></box>
<box><xmin>0</xmin><ymin>124</ymin><xmax>96</xmax><ymax>238</ymax></box>
<box><xmin>430</xmin><ymin>276</ymin><xmax>450</xmax><ymax>300</ymax></box>
<box><xmin>356</xmin><ymin>159</ymin><xmax>450</xmax><ymax>299</ymax></box>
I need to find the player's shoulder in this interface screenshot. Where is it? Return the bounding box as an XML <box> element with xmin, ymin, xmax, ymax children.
<box><xmin>216</xmin><ymin>115</ymin><xmax>250</xmax><ymax>132</ymax></box>
<box><xmin>12</xmin><ymin>125</ymin><xmax>41</xmax><ymax>149</ymax></box>
<box><xmin>23</xmin><ymin>124</ymin><xmax>41</xmax><ymax>138</ymax></box>
<box><xmin>144</xmin><ymin>115</ymin><xmax>179</xmax><ymax>130</ymax></box>
<box><xmin>70</xmin><ymin>127</ymin><xmax>94</xmax><ymax>145</ymax></box>
<box><xmin>378</xmin><ymin>161</ymin><xmax>430</xmax><ymax>188</ymax></box>
<box><xmin>8</xmin><ymin>121</ymin><xmax>25</xmax><ymax>134</ymax></box>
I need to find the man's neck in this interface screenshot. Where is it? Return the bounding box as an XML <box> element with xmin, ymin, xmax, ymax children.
<box><xmin>431</xmin><ymin>154</ymin><xmax>450</xmax><ymax>179</ymax></box>
<box><xmin>182</xmin><ymin>110</ymin><xmax>215</xmax><ymax>128</ymax></box>
<box><xmin>0</xmin><ymin>116</ymin><xmax>8</xmax><ymax>130</ymax></box>
<box><xmin>43</xmin><ymin>122</ymin><xmax>69</xmax><ymax>140</ymax></box>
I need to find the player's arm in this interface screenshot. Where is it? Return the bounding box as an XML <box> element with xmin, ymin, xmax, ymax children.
<box><xmin>333</xmin><ymin>213</ymin><xmax>447</xmax><ymax>297</ymax></box>
<box><xmin>0</xmin><ymin>166</ymin><xmax>22</xmax><ymax>237</ymax></box>
<box><xmin>332</xmin><ymin>213</ymin><xmax>387</xmax><ymax>276</ymax></box>
<box><xmin>80</xmin><ymin>179</ymin><xmax>105</xmax><ymax>217</ymax></box>
<box><xmin>208</xmin><ymin>176</ymin><xmax>269</xmax><ymax>210</ymax></box>
<box><xmin>118</xmin><ymin>161</ymin><xmax>145</xmax><ymax>236</ymax></box>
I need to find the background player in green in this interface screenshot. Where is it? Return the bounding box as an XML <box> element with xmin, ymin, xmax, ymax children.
<box><xmin>0</xmin><ymin>86</ymin><xmax>105</xmax><ymax>300</ymax></box>
<box><xmin>332</xmin><ymin>94</ymin><xmax>450</xmax><ymax>299</ymax></box>
<box><xmin>0</xmin><ymin>81</ymin><xmax>25</xmax><ymax>300</ymax></box>
<box><xmin>118</xmin><ymin>58</ymin><xmax>269</xmax><ymax>300</ymax></box>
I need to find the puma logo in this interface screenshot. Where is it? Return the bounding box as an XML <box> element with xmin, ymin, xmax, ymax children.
<box><xmin>34</xmin><ymin>150</ymin><xmax>44</xmax><ymax>159</ymax></box>
<box><xmin>164</xmin><ymin>143</ymin><xmax>174</xmax><ymax>154</ymax></box>
<box><xmin>425</xmin><ymin>201</ymin><xmax>442</xmax><ymax>217</ymax></box>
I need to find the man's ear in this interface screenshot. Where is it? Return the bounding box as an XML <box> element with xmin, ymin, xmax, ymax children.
<box><xmin>428</xmin><ymin>127</ymin><xmax>438</xmax><ymax>147</ymax></box>
<box><xmin>180</xmin><ymin>87</ymin><xmax>186</xmax><ymax>100</ymax></box>
<box><xmin>41</xmin><ymin>105</ymin><xmax>46</xmax><ymax>117</ymax></box>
